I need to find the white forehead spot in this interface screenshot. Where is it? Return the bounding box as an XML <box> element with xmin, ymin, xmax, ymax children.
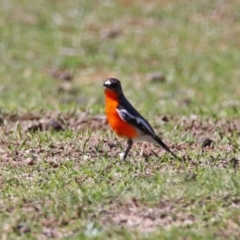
<box><xmin>104</xmin><ymin>79</ymin><xmax>111</xmax><ymax>86</ymax></box>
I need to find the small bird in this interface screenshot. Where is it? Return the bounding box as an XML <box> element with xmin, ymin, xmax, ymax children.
<box><xmin>103</xmin><ymin>78</ymin><xmax>178</xmax><ymax>161</ymax></box>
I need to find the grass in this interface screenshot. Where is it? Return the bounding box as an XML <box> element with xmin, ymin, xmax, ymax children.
<box><xmin>1</xmin><ymin>0</ymin><xmax>240</xmax><ymax>239</ymax></box>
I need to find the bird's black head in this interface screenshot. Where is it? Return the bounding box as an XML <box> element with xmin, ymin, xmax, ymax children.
<box><xmin>103</xmin><ymin>78</ymin><xmax>123</xmax><ymax>94</ymax></box>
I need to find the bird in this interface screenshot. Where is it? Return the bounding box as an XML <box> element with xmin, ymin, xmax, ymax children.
<box><xmin>103</xmin><ymin>78</ymin><xmax>178</xmax><ymax>161</ymax></box>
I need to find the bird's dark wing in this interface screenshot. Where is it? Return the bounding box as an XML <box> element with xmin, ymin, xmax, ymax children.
<box><xmin>116</xmin><ymin>106</ymin><xmax>179</xmax><ymax>159</ymax></box>
<box><xmin>116</xmin><ymin>106</ymin><xmax>155</xmax><ymax>136</ymax></box>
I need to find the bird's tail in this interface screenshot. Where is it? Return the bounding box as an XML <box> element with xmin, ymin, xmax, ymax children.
<box><xmin>152</xmin><ymin>134</ymin><xmax>179</xmax><ymax>159</ymax></box>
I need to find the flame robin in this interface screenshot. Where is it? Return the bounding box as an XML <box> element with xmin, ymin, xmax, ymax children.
<box><xmin>104</xmin><ymin>78</ymin><xmax>178</xmax><ymax>160</ymax></box>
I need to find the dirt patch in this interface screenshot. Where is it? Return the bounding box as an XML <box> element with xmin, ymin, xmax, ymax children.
<box><xmin>99</xmin><ymin>198</ymin><xmax>195</xmax><ymax>232</ymax></box>
<box><xmin>0</xmin><ymin>113</ymin><xmax>240</xmax><ymax>169</ymax></box>
<box><xmin>99</xmin><ymin>193</ymin><xmax>240</xmax><ymax>233</ymax></box>
<box><xmin>0</xmin><ymin>111</ymin><xmax>108</xmax><ymax>133</ymax></box>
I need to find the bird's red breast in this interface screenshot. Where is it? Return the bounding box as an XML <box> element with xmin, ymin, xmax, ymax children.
<box><xmin>104</xmin><ymin>89</ymin><xmax>137</xmax><ymax>139</ymax></box>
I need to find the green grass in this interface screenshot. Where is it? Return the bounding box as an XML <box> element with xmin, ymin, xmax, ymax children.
<box><xmin>1</xmin><ymin>0</ymin><xmax>240</xmax><ymax>239</ymax></box>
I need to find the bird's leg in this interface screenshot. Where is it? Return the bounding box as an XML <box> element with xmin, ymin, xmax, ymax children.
<box><xmin>140</xmin><ymin>143</ymin><xmax>144</xmax><ymax>157</ymax></box>
<box><xmin>123</xmin><ymin>139</ymin><xmax>133</xmax><ymax>161</ymax></box>
<box><xmin>140</xmin><ymin>142</ymin><xmax>148</xmax><ymax>157</ymax></box>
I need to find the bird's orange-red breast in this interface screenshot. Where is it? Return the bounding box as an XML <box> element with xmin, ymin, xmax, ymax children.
<box><xmin>104</xmin><ymin>88</ymin><xmax>137</xmax><ymax>139</ymax></box>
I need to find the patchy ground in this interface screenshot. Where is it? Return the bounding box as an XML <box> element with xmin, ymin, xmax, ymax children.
<box><xmin>0</xmin><ymin>112</ymin><xmax>239</xmax><ymax>169</ymax></box>
<box><xmin>1</xmin><ymin>113</ymin><xmax>240</xmax><ymax>239</ymax></box>
<box><xmin>99</xmin><ymin>195</ymin><xmax>240</xmax><ymax>236</ymax></box>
